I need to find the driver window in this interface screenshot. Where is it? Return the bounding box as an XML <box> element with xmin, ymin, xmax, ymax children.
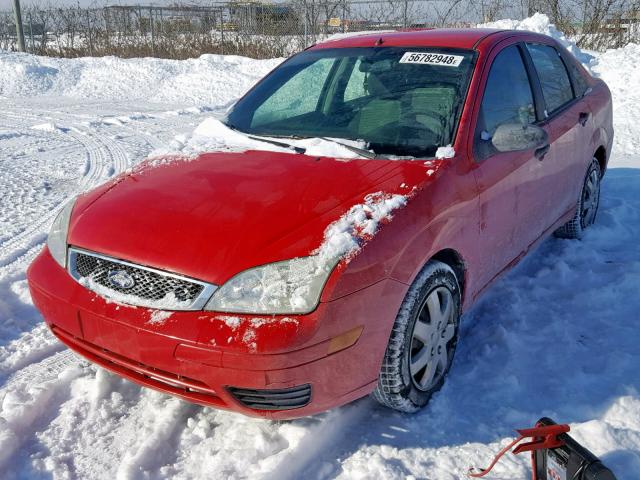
<box><xmin>251</xmin><ymin>58</ymin><xmax>335</xmax><ymax>128</ymax></box>
<box><xmin>475</xmin><ymin>45</ymin><xmax>536</xmax><ymax>161</ymax></box>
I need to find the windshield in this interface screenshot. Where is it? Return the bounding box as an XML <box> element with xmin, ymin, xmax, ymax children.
<box><xmin>226</xmin><ymin>47</ymin><xmax>476</xmax><ymax>158</ymax></box>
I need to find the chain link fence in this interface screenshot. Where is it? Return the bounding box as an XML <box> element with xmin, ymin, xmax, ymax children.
<box><xmin>0</xmin><ymin>0</ymin><xmax>639</xmax><ymax>58</ymax></box>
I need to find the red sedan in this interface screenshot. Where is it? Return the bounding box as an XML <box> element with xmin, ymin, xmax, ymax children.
<box><xmin>27</xmin><ymin>28</ymin><xmax>613</xmax><ymax>419</ymax></box>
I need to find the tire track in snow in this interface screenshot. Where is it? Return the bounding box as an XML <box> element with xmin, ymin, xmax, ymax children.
<box><xmin>0</xmin><ymin>101</ymin><xmax>282</xmax><ymax>478</ymax></box>
<box><xmin>0</xmin><ymin>108</ymin><xmax>144</xmax><ymax>476</ymax></box>
<box><xmin>0</xmin><ymin>102</ymin><xmax>195</xmax><ymax>370</ymax></box>
<box><xmin>0</xmin><ymin>113</ymin><xmax>129</xmax><ymax>279</ymax></box>
<box><xmin>0</xmin><ymin>106</ymin><xmax>164</xmax><ymax>382</ymax></box>
<box><xmin>0</xmin><ymin>102</ymin><xmax>211</xmax><ymax>374</ymax></box>
<box><xmin>3</xmin><ymin>349</ymin><xmax>84</xmax><ymax>391</ymax></box>
<box><xmin>0</xmin><ymin>102</ymin><xmax>214</xmax><ymax>281</ymax></box>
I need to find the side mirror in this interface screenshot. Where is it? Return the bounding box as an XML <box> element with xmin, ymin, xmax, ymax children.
<box><xmin>491</xmin><ymin>123</ymin><xmax>548</xmax><ymax>153</ymax></box>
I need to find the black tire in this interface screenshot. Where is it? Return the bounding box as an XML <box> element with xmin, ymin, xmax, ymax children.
<box><xmin>554</xmin><ymin>158</ymin><xmax>602</xmax><ymax>239</ymax></box>
<box><xmin>372</xmin><ymin>260</ymin><xmax>461</xmax><ymax>412</ymax></box>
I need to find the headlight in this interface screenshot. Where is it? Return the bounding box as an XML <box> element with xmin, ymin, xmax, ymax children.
<box><xmin>204</xmin><ymin>256</ymin><xmax>338</xmax><ymax>314</ymax></box>
<box><xmin>47</xmin><ymin>198</ymin><xmax>76</xmax><ymax>268</ymax></box>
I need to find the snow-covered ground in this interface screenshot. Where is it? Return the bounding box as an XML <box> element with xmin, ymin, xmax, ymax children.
<box><xmin>1</xmin><ymin>15</ymin><xmax>639</xmax><ymax>479</ymax></box>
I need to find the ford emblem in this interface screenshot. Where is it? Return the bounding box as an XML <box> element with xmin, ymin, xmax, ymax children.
<box><xmin>107</xmin><ymin>270</ymin><xmax>135</xmax><ymax>289</ymax></box>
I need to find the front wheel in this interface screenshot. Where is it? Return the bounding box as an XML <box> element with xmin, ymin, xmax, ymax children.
<box><xmin>373</xmin><ymin>261</ymin><xmax>461</xmax><ymax>413</ymax></box>
<box><xmin>555</xmin><ymin>158</ymin><xmax>602</xmax><ymax>239</ymax></box>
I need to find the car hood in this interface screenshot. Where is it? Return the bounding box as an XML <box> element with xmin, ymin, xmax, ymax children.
<box><xmin>69</xmin><ymin>150</ymin><xmax>436</xmax><ymax>285</ymax></box>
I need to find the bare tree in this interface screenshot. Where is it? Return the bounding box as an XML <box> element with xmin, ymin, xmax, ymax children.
<box><xmin>2</xmin><ymin>0</ymin><xmax>639</xmax><ymax>59</ymax></box>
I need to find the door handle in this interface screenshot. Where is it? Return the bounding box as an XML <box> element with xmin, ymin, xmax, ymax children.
<box><xmin>535</xmin><ymin>144</ymin><xmax>550</xmax><ymax>161</ymax></box>
<box><xmin>578</xmin><ymin>112</ymin><xmax>590</xmax><ymax>126</ymax></box>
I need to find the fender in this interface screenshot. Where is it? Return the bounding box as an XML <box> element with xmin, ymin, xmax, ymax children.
<box><xmin>589</xmin><ymin>126</ymin><xmax>609</xmax><ymax>162</ymax></box>
<box><xmin>386</xmin><ymin>161</ymin><xmax>480</xmax><ymax>311</ymax></box>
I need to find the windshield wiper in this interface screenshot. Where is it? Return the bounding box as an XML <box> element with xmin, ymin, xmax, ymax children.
<box><xmin>246</xmin><ymin>134</ymin><xmax>307</xmax><ymax>154</ymax></box>
<box><xmin>224</xmin><ymin>122</ymin><xmax>377</xmax><ymax>158</ymax></box>
<box><xmin>223</xmin><ymin>122</ymin><xmax>306</xmax><ymax>154</ymax></box>
<box><xmin>318</xmin><ymin>137</ymin><xmax>378</xmax><ymax>159</ymax></box>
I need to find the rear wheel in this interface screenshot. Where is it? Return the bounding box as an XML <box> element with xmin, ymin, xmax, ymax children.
<box><xmin>373</xmin><ymin>261</ymin><xmax>461</xmax><ymax>412</ymax></box>
<box><xmin>555</xmin><ymin>158</ymin><xmax>601</xmax><ymax>239</ymax></box>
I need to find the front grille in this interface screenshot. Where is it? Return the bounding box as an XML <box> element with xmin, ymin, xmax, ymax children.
<box><xmin>228</xmin><ymin>384</ymin><xmax>312</xmax><ymax>411</ymax></box>
<box><xmin>68</xmin><ymin>248</ymin><xmax>217</xmax><ymax>310</ymax></box>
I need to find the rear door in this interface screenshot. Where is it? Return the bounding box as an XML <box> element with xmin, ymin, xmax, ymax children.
<box><xmin>471</xmin><ymin>43</ymin><xmax>547</xmax><ymax>287</ymax></box>
<box><xmin>523</xmin><ymin>42</ymin><xmax>591</xmax><ymax>223</ymax></box>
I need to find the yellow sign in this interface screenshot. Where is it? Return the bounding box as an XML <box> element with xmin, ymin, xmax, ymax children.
<box><xmin>328</xmin><ymin>17</ymin><xmax>341</xmax><ymax>27</ymax></box>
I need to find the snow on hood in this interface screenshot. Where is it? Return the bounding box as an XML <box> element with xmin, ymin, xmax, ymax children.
<box><xmin>155</xmin><ymin>117</ymin><xmax>373</xmax><ymax>160</ymax></box>
<box><xmin>69</xmin><ymin>149</ymin><xmax>433</xmax><ymax>285</ymax></box>
<box><xmin>314</xmin><ymin>191</ymin><xmax>409</xmax><ymax>267</ymax></box>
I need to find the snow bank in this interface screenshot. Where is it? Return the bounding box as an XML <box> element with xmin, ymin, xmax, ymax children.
<box><xmin>0</xmin><ymin>13</ymin><xmax>594</xmax><ymax>105</ymax></box>
<box><xmin>479</xmin><ymin>12</ymin><xmax>594</xmax><ymax>66</ymax></box>
<box><xmin>0</xmin><ymin>52</ymin><xmax>281</xmax><ymax>104</ymax></box>
<box><xmin>590</xmin><ymin>43</ymin><xmax>640</xmax><ymax>166</ymax></box>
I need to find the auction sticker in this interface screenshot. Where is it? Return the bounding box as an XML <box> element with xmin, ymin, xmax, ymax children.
<box><xmin>399</xmin><ymin>52</ymin><xmax>464</xmax><ymax>67</ymax></box>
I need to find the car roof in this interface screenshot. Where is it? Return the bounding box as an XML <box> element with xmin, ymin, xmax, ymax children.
<box><xmin>311</xmin><ymin>28</ymin><xmax>542</xmax><ymax>51</ymax></box>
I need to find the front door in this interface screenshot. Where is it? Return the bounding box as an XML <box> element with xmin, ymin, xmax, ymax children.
<box><xmin>471</xmin><ymin>44</ymin><xmax>547</xmax><ymax>287</ymax></box>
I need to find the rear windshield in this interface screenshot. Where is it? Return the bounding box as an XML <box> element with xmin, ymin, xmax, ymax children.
<box><xmin>225</xmin><ymin>47</ymin><xmax>476</xmax><ymax>158</ymax></box>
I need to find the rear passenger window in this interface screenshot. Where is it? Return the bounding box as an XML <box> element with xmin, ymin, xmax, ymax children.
<box><xmin>526</xmin><ymin>43</ymin><xmax>574</xmax><ymax>114</ymax></box>
<box><xmin>566</xmin><ymin>60</ymin><xmax>590</xmax><ymax>97</ymax></box>
<box><xmin>475</xmin><ymin>46</ymin><xmax>536</xmax><ymax>160</ymax></box>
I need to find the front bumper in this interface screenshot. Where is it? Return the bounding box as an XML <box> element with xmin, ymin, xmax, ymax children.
<box><xmin>27</xmin><ymin>248</ymin><xmax>406</xmax><ymax>419</ymax></box>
